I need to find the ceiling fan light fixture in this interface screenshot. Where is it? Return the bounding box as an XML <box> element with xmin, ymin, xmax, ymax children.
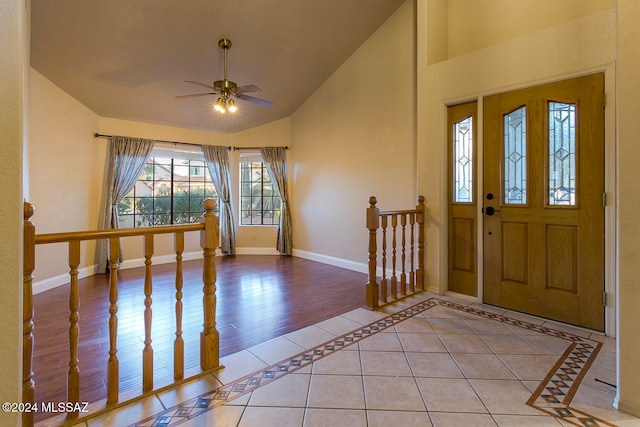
<box><xmin>214</xmin><ymin>97</ymin><xmax>226</xmax><ymax>113</ymax></box>
<box><xmin>228</xmin><ymin>98</ymin><xmax>237</xmax><ymax>113</ymax></box>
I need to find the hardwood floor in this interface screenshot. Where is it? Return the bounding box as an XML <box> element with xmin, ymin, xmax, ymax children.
<box><xmin>32</xmin><ymin>255</ymin><xmax>366</xmax><ymax>421</ymax></box>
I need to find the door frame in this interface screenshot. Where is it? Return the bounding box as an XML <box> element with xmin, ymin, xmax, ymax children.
<box><xmin>441</xmin><ymin>67</ymin><xmax>617</xmax><ymax>337</ymax></box>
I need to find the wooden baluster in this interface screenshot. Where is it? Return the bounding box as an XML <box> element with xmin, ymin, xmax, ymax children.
<box><xmin>107</xmin><ymin>237</ymin><xmax>120</xmax><ymax>405</ymax></box>
<box><xmin>391</xmin><ymin>214</ymin><xmax>398</xmax><ymax>300</ymax></box>
<box><xmin>174</xmin><ymin>232</ymin><xmax>185</xmax><ymax>380</ymax></box>
<box><xmin>365</xmin><ymin>197</ymin><xmax>379</xmax><ymax>309</ymax></box>
<box><xmin>143</xmin><ymin>234</ymin><xmax>154</xmax><ymax>392</ymax></box>
<box><xmin>23</xmin><ymin>202</ymin><xmax>35</xmax><ymax>427</ymax></box>
<box><xmin>400</xmin><ymin>214</ymin><xmax>407</xmax><ymax>295</ymax></box>
<box><xmin>409</xmin><ymin>213</ymin><xmax>416</xmax><ymax>293</ymax></box>
<box><xmin>67</xmin><ymin>240</ymin><xmax>81</xmax><ymax>419</ymax></box>
<box><xmin>416</xmin><ymin>196</ymin><xmax>425</xmax><ymax>291</ymax></box>
<box><xmin>380</xmin><ymin>215</ymin><xmax>388</xmax><ymax>303</ymax></box>
<box><xmin>200</xmin><ymin>199</ymin><xmax>220</xmax><ymax>370</ymax></box>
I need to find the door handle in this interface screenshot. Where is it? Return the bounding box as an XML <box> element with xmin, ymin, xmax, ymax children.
<box><xmin>484</xmin><ymin>206</ymin><xmax>500</xmax><ymax>216</ymax></box>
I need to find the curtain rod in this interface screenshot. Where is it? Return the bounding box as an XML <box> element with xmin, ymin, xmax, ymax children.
<box><xmin>94</xmin><ymin>133</ymin><xmax>231</xmax><ymax>150</ymax></box>
<box><xmin>233</xmin><ymin>146</ymin><xmax>289</xmax><ymax>150</ymax></box>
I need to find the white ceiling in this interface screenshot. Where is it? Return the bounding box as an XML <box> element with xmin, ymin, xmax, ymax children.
<box><xmin>30</xmin><ymin>0</ymin><xmax>407</xmax><ymax>134</ymax></box>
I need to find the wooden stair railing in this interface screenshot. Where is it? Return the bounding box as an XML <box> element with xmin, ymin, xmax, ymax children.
<box><xmin>22</xmin><ymin>199</ymin><xmax>220</xmax><ymax>427</ymax></box>
<box><xmin>366</xmin><ymin>196</ymin><xmax>425</xmax><ymax>309</ymax></box>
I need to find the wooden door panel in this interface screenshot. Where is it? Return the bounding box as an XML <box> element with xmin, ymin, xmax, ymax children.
<box><xmin>448</xmin><ymin>102</ymin><xmax>478</xmax><ymax>297</ymax></box>
<box><xmin>483</xmin><ymin>73</ymin><xmax>605</xmax><ymax>331</ymax></box>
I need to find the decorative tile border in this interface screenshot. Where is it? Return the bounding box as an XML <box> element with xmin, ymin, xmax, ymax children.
<box><xmin>130</xmin><ymin>297</ymin><xmax>616</xmax><ymax>427</ymax></box>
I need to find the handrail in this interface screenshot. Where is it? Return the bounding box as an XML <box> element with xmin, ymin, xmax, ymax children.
<box><xmin>366</xmin><ymin>196</ymin><xmax>425</xmax><ymax>309</ymax></box>
<box><xmin>34</xmin><ymin>223</ymin><xmax>204</xmax><ymax>244</ymax></box>
<box><xmin>22</xmin><ymin>199</ymin><xmax>220</xmax><ymax>426</ymax></box>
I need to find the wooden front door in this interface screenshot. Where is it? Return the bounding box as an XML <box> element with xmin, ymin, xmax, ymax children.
<box><xmin>483</xmin><ymin>73</ymin><xmax>605</xmax><ymax>331</ymax></box>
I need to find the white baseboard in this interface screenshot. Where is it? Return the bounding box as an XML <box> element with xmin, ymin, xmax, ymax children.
<box><xmin>119</xmin><ymin>250</ymin><xmax>204</xmax><ymax>270</ymax></box>
<box><xmin>33</xmin><ymin>265</ymin><xmax>98</xmax><ymax>295</ymax></box>
<box><xmin>236</xmin><ymin>247</ymin><xmax>281</xmax><ymax>255</ymax></box>
<box><xmin>292</xmin><ymin>249</ymin><xmax>368</xmax><ymax>274</ymax></box>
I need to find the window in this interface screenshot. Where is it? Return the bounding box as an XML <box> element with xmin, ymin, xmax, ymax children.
<box><xmin>240</xmin><ymin>153</ymin><xmax>281</xmax><ymax>225</ymax></box>
<box><xmin>117</xmin><ymin>145</ymin><xmax>219</xmax><ymax>227</ymax></box>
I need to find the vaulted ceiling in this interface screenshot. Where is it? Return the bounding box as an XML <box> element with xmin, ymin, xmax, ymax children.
<box><xmin>30</xmin><ymin>0</ymin><xmax>407</xmax><ymax>134</ymax></box>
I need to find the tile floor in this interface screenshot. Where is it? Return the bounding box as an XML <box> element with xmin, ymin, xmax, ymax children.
<box><xmin>43</xmin><ymin>293</ymin><xmax>639</xmax><ymax>427</ymax></box>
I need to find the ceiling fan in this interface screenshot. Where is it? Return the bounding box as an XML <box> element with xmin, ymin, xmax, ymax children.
<box><xmin>175</xmin><ymin>38</ymin><xmax>272</xmax><ymax>113</ymax></box>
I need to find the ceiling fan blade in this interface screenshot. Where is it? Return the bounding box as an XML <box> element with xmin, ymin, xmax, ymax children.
<box><xmin>175</xmin><ymin>92</ymin><xmax>217</xmax><ymax>99</ymax></box>
<box><xmin>236</xmin><ymin>93</ymin><xmax>273</xmax><ymax>107</ymax></box>
<box><xmin>235</xmin><ymin>84</ymin><xmax>262</xmax><ymax>94</ymax></box>
<box><xmin>185</xmin><ymin>80</ymin><xmax>216</xmax><ymax>90</ymax></box>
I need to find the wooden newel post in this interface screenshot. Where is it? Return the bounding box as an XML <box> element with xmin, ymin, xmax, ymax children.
<box><xmin>23</xmin><ymin>202</ymin><xmax>35</xmax><ymax>427</ymax></box>
<box><xmin>416</xmin><ymin>196</ymin><xmax>425</xmax><ymax>291</ymax></box>
<box><xmin>365</xmin><ymin>197</ymin><xmax>380</xmax><ymax>309</ymax></box>
<box><xmin>200</xmin><ymin>198</ymin><xmax>220</xmax><ymax>371</ymax></box>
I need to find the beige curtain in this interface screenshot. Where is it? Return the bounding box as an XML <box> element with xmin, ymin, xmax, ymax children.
<box><xmin>202</xmin><ymin>145</ymin><xmax>236</xmax><ymax>254</ymax></box>
<box><xmin>98</xmin><ymin>136</ymin><xmax>155</xmax><ymax>272</ymax></box>
<box><xmin>260</xmin><ymin>147</ymin><xmax>293</xmax><ymax>255</ymax></box>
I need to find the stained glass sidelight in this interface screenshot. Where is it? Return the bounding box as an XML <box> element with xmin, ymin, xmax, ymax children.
<box><xmin>548</xmin><ymin>102</ymin><xmax>576</xmax><ymax>206</ymax></box>
<box><xmin>504</xmin><ymin>106</ymin><xmax>527</xmax><ymax>204</ymax></box>
<box><xmin>453</xmin><ymin>116</ymin><xmax>473</xmax><ymax>203</ymax></box>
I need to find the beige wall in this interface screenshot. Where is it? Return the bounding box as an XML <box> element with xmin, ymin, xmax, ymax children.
<box><xmin>0</xmin><ymin>0</ymin><xmax>27</xmax><ymax>423</ymax></box>
<box><xmin>29</xmin><ymin>69</ymin><xmax>103</xmax><ymax>282</ymax></box>
<box><xmin>447</xmin><ymin>0</ymin><xmax>614</xmax><ymax>59</ymax></box>
<box><xmin>615</xmin><ymin>0</ymin><xmax>640</xmax><ymax>416</ymax></box>
<box><xmin>290</xmin><ymin>0</ymin><xmax>417</xmax><ymax>268</ymax></box>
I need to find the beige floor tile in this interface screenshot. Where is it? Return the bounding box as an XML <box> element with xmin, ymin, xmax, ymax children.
<box><xmin>340</xmin><ymin>308</ymin><xmax>388</xmax><ymax>325</ymax></box>
<box><xmin>367</xmin><ymin>409</ymin><xmax>433</xmax><ymax>427</ymax></box>
<box><xmin>314</xmin><ymin>315</ymin><xmax>364</xmax><ymax>336</ymax></box>
<box><xmin>424</xmin><ymin>305</ymin><xmax>462</xmax><ymax>319</ymax></box>
<box><xmin>592</xmin><ymin>347</ymin><xmax>616</xmax><ymax>371</ymax></box>
<box><xmin>429</xmin><ymin>318</ymin><xmax>474</xmax><ymax>334</ymax></box>
<box><xmin>312</xmin><ymin>349</ymin><xmax>362</xmax><ymax>375</ymax></box>
<box><xmin>214</xmin><ymin>349</ymin><xmax>268</xmax><ymax>384</ymax></box>
<box><xmin>398</xmin><ymin>332</ymin><xmax>448</xmax><ymax>352</ymax></box>
<box><xmin>469</xmin><ymin>379</ymin><xmax>541</xmax><ymax>415</ymax></box>
<box><xmin>428</xmin><ymin>412</ymin><xmax>497</xmax><ymax>426</ymax></box>
<box><xmin>493</xmin><ymin>414</ymin><xmax>564</xmax><ymax>426</ymax></box>
<box><xmin>406</xmin><ymin>352</ymin><xmax>464</xmax><ymax>378</ymax></box>
<box><xmin>464</xmin><ymin>318</ymin><xmax>515</xmax><ymax>335</ymax></box>
<box><xmin>452</xmin><ymin>354</ymin><xmax>516</xmax><ymax>380</ymax></box>
<box><xmin>238</xmin><ymin>406</ymin><xmax>305</xmax><ymax>427</ymax></box>
<box><xmin>394</xmin><ymin>316</ymin><xmax>436</xmax><ymax>333</ymax></box>
<box><xmin>307</xmin><ymin>374</ymin><xmax>365</xmax><ymax>409</ymax></box>
<box><xmin>438</xmin><ymin>333</ymin><xmax>492</xmax><ymax>353</ymax></box>
<box><xmin>247</xmin><ymin>373</ymin><xmax>311</xmax><ymax>407</ymax></box>
<box><xmin>416</xmin><ymin>377</ymin><xmax>487</xmax><ymax>413</ymax></box>
<box><xmin>246</xmin><ymin>336</ymin><xmax>305</xmax><ymax>365</ymax></box>
<box><xmin>519</xmin><ymin>335</ymin><xmax>571</xmax><ymax>355</ymax></box>
<box><xmin>303</xmin><ymin>408</ymin><xmax>367</xmax><ymax>427</ymax></box>
<box><xmin>479</xmin><ymin>334</ymin><xmax>537</xmax><ymax>354</ymax></box>
<box><xmin>180</xmin><ymin>405</ymin><xmax>245</xmax><ymax>427</ymax></box>
<box><xmin>360</xmin><ymin>350</ymin><xmax>413</xmax><ymax>376</ymax></box>
<box><xmin>358</xmin><ymin>331</ymin><xmax>403</xmax><ymax>351</ymax></box>
<box><xmin>363</xmin><ymin>376</ymin><xmax>427</xmax><ymax>411</ymax></box>
<box><xmin>284</xmin><ymin>325</ymin><xmax>337</xmax><ymax>349</ymax></box>
<box><xmin>499</xmin><ymin>354</ymin><xmax>555</xmax><ymax>381</ymax></box>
